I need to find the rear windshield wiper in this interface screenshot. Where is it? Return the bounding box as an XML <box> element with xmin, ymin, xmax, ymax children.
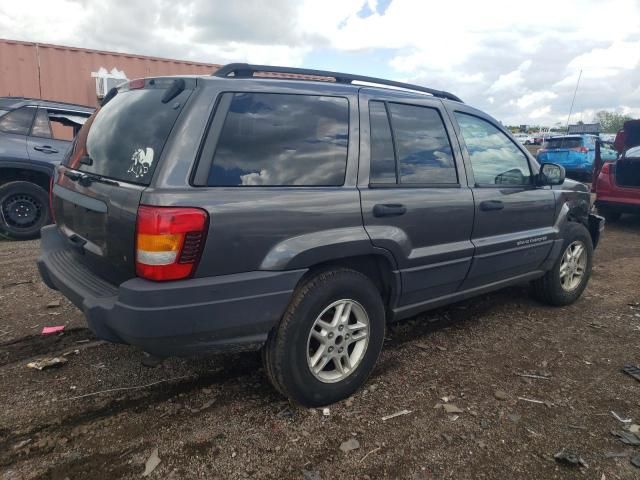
<box><xmin>79</xmin><ymin>173</ymin><xmax>119</xmax><ymax>187</ymax></box>
<box><xmin>64</xmin><ymin>170</ymin><xmax>119</xmax><ymax>187</ymax></box>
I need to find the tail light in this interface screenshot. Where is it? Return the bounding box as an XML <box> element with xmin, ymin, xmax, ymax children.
<box><xmin>572</xmin><ymin>146</ymin><xmax>589</xmax><ymax>153</ymax></box>
<box><xmin>135</xmin><ymin>206</ymin><xmax>208</xmax><ymax>281</ymax></box>
<box><xmin>600</xmin><ymin>162</ymin><xmax>611</xmax><ymax>175</ymax></box>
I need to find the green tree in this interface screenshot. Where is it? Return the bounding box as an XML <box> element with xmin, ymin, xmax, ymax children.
<box><xmin>595</xmin><ymin>111</ymin><xmax>633</xmax><ymax>133</ymax></box>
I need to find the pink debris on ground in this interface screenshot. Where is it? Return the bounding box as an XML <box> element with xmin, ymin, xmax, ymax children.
<box><xmin>41</xmin><ymin>326</ymin><xmax>65</xmax><ymax>335</ymax></box>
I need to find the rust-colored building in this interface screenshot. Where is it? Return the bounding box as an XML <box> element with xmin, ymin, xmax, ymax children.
<box><xmin>0</xmin><ymin>38</ymin><xmax>221</xmax><ymax>107</ymax></box>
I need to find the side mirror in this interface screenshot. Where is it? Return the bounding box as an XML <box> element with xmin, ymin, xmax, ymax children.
<box><xmin>539</xmin><ymin>163</ymin><xmax>565</xmax><ymax>186</ymax></box>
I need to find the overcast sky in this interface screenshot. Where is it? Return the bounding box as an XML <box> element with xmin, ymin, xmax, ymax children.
<box><xmin>1</xmin><ymin>0</ymin><xmax>639</xmax><ymax>126</ymax></box>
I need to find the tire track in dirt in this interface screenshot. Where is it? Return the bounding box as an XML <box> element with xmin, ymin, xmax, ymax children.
<box><xmin>0</xmin><ymin>328</ymin><xmax>95</xmax><ymax>367</ymax></box>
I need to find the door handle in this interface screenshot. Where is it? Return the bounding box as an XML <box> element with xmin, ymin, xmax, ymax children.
<box><xmin>479</xmin><ymin>200</ymin><xmax>504</xmax><ymax>211</ymax></box>
<box><xmin>373</xmin><ymin>203</ymin><xmax>407</xmax><ymax>217</ymax></box>
<box><xmin>34</xmin><ymin>145</ymin><xmax>59</xmax><ymax>154</ymax></box>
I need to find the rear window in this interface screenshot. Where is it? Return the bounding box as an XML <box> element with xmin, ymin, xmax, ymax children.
<box><xmin>66</xmin><ymin>79</ymin><xmax>192</xmax><ymax>185</ymax></box>
<box><xmin>0</xmin><ymin>107</ymin><xmax>35</xmax><ymax>135</ymax></box>
<box><xmin>207</xmin><ymin>93</ymin><xmax>349</xmax><ymax>186</ymax></box>
<box><xmin>542</xmin><ymin>138</ymin><xmax>583</xmax><ymax>149</ymax></box>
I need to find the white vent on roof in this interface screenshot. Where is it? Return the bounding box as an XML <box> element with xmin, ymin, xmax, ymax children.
<box><xmin>91</xmin><ymin>67</ymin><xmax>128</xmax><ymax>98</ymax></box>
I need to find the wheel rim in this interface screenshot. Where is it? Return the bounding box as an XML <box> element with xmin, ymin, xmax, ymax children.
<box><xmin>559</xmin><ymin>240</ymin><xmax>587</xmax><ymax>291</ymax></box>
<box><xmin>1</xmin><ymin>193</ymin><xmax>43</xmax><ymax>230</ymax></box>
<box><xmin>306</xmin><ymin>299</ymin><xmax>370</xmax><ymax>384</ymax></box>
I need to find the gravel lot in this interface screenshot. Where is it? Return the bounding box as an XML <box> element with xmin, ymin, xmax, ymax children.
<box><xmin>1</xmin><ymin>216</ymin><xmax>640</xmax><ymax>480</ymax></box>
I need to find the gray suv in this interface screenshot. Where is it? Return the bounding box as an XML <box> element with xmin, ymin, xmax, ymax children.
<box><xmin>0</xmin><ymin>97</ymin><xmax>93</xmax><ymax>239</ymax></box>
<box><xmin>37</xmin><ymin>64</ymin><xmax>604</xmax><ymax>406</ymax></box>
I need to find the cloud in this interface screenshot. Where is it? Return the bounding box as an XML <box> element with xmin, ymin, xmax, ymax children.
<box><xmin>0</xmin><ymin>0</ymin><xmax>639</xmax><ymax>125</ymax></box>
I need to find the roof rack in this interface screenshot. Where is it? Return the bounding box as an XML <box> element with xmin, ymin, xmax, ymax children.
<box><xmin>213</xmin><ymin>63</ymin><xmax>463</xmax><ymax>103</ymax></box>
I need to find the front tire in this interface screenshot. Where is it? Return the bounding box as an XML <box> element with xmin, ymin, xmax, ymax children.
<box><xmin>0</xmin><ymin>181</ymin><xmax>50</xmax><ymax>240</ymax></box>
<box><xmin>532</xmin><ymin>222</ymin><xmax>593</xmax><ymax>306</ymax></box>
<box><xmin>263</xmin><ymin>268</ymin><xmax>385</xmax><ymax>406</ymax></box>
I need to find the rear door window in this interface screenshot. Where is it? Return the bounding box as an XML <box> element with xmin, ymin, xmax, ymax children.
<box><xmin>66</xmin><ymin>79</ymin><xmax>193</xmax><ymax>185</ymax></box>
<box><xmin>369</xmin><ymin>101</ymin><xmax>396</xmax><ymax>184</ymax></box>
<box><xmin>368</xmin><ymin>101</ymin><xmax>457</xmax><ymax>185</ymax></box>
<box><xmin>388</xmin><ymin>103</ymin><xmax>457</xmax><ymax>184</ymax></box>
<box><xmin>0</xmin><ymin>107</ymin><xmax>35</xmax><ymax>135</ymax></box>
<box><xmin>207</xmin><ymin>93</ymin><xmax>349</xmax><ymax>186</ymax></box>
<box><xmin>32</xmin><ymin>108</ymin><xmax>89</xmax><ymax>140</ymax></box>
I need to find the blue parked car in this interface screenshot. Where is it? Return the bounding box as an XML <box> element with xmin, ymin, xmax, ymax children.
<box><xmin>537</xmin><ymin>135</ymin><xmax>617</xmax><ymax>180</ymax></box>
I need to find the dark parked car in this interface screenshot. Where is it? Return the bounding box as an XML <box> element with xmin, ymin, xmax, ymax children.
<box><xmin>0</xmin><ymin>97</ymin><xmax>93</xmax><ymax>239</ymax></box>
<box><xmin>38</xmin><ymin>65</ymin><xmax>603</xmax><ymax>406</ymax></box>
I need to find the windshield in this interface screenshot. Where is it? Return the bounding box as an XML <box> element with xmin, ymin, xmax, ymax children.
<box><xmin>66</xmin><ymin>79</ymin><xmax>192</xmax><ymax>185</ymax></box>
<box><xmin>542</xmin><ymin>138</ymin><xmax>583</xmax><ymax>149</ymax></box>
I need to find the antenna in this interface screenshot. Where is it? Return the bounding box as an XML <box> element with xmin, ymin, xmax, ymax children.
<box><xmin>564</xmin><ymin>69</ymin><xmax>582</xmax><ymax>135</ymax></box>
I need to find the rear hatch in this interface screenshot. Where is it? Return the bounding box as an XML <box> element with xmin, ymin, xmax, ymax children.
<box><xmin>52</xmin><ymin>77</ymin><xmax>195</xmax><ymax>285</ymax></box>
<box><xmin>539</xmin><ymin>137</ymin><xmax>587</xmax><ymax>166</ymax></box>
<box><xmin>614</xmin><ymin>122</ymin><xmax>640</xmax><ymax>189</ymax></box>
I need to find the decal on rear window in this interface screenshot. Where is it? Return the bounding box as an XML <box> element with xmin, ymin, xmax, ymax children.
<box><xmin>128</xmin><ymin>147</ymin><xmax>154</xmax><ymax>179</ymax></box>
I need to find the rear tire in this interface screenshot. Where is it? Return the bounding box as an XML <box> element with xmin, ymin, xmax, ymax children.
<box><xmin>532</xmin><ymin>222</ymin><xmax>593</xmax><ymax>306</ymax></box>
<box><xmin>263</xmin><ymin>268</ymin><xmax>385</xmax><ymax>407</ymax></box>
<box><xmin>0</xmin><ymin>181</ymin><xmax>50</xmax><ymax>240</ymax></box>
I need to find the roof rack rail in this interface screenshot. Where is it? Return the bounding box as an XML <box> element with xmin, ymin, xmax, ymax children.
<box><xmin>213</xmin><ymin>63</ymin><xmax>463</xmax><ymax>103</ymax></box>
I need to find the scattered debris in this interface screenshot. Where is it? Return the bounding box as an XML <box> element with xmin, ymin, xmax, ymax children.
<box><xmin>604</xmin><ymin>452</ymin><xmax>629</xmax><ymax>458</ymax></box>
<box><xmin>64</xmin><ymin>375</ymin><xmax>191</xmax><ymax>401</ymax></box>
<box><xmin>382</xmin><ymin>409</ymin><xmax>411</xmax><ymax>421</ymax></box>
<box><xmin>339</xmin><ymin>438</ymin><xmax>360</xmax><ymax>453</ymax></box>
<box><xmin>589</xmin><ymin>322</ymin><xmax>605</xmax><ymax>329</ymax></box>
<box><xmin>517</xmin><ymin>397</ymin><xmax>552</xmax><ymax>407</ymax></box>
<box><xmin>360</xmin><ymin>446</ymin><xmax>381</xmax><ymax>463</ymax></box>
<box><xmin>494</xmin><ymin>390</ymin><xmax>508</xmax><ymax>401</ymax></box>
<box><xmin>441</xmin><ymin>404</ymin><xmax>463</xmax><ymax>414</ymax></box>
<box><xmin>322</xmin><ymin>408</ymin><xmax>330</xmax><ymax>417</ymax></box>
<box><xmin>611</xmin><ymin>430</ymin><xmax>640</xmax><ymax>446</ymax></box>
<box><xmin>302</xmin><ymin>470</ymin><xmax>322</xmax><ymax>480</ymax></box>
<box><xmin>507</xmin><ymin>414</ymin><xmax>521</xmax><ymax>423</ymax></box>
<box><xmin>1</xmin><ymin>279</ymin><xmax>33</xmax><ymax>289</ymax></box>
<box><xmin>46</xmin><ymin>300</ymin><xmax>61</xmax><ymax>308</ymax></box>
<box><xmin>435</xmin><ymin>345</ymin><xmax>447</xmax><ymax>351</ymax></box>
<box><xmin>631</xmin><ymin>456</ymin><xmax>640</xmax><ymax>468</ymax></box>
<box><xmin>27</xmin><ymin>357</ymin><xmax>68</xmax><ymax>370</ymax></box>
<box><xmin>142</xmin><ymin>448</ymin><xmax>161</xmax><ymax>477</ymax></box>
<box><xmin>611</xmin><ymin>411</ymin><xmax>632</xmax><ymax>424</ymax></box>
<box><xmin>63</xmin><ymin>349</ymin><xmax>80</xmax><ymax>357</ymax></box>
<box><xmin>622</xmin><ymin>364</ymin><xmax>640</xmax><ymax>383</ymax></box>
<box><xmin>13</xmin><ymin>439</ymin><xmax>31</xmax><ymax>450</ymax></box>
<box><xmin>629</xmin><ymin>424</ymin><xmax>640</xmax><ymax>434</ymax></box>
<box><xmin>413</xmin><ymin>342</ymin><xmax>431</xmax><ymax>351</ymax></box>
<box><xmin>41</xmin><ymin>325</ymin><xmax>65</xmax><ymax>335</ymax></box>
<box><xmin>515</xmin><ymin>373</ymin><xmax>551</xmax><ymax>380</ymax></box>
<box><xmin>441</xmin><ymin>433</ymin><xmax>453</xmax><ymax>442</ymax></box>
<box><xmin>554</xmin><ymin>448</ymin><xmax>588</xmax><ymax>468</ymax></box>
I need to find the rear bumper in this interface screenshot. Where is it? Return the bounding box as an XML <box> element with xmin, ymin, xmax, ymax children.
<box><xmin>37</xmin><ymin>225</ymin><xmax>305</xmax><ymax>357</ymax></box>
<box><xmin>595</xmin><ymin>199</ymin><xmax>640</xmax><ymax>214</ymax></box>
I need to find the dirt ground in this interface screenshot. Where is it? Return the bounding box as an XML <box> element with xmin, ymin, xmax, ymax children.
<box><xmin>1</xmin><ymin>217</ymin><xmax>640</xmax><ymax>480</ymax></box>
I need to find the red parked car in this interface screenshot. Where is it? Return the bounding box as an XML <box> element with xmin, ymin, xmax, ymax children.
<box><xmin>593</xmin><ymin>120</ymin><xmax>640</xmax><ymax>221</ymax></box>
